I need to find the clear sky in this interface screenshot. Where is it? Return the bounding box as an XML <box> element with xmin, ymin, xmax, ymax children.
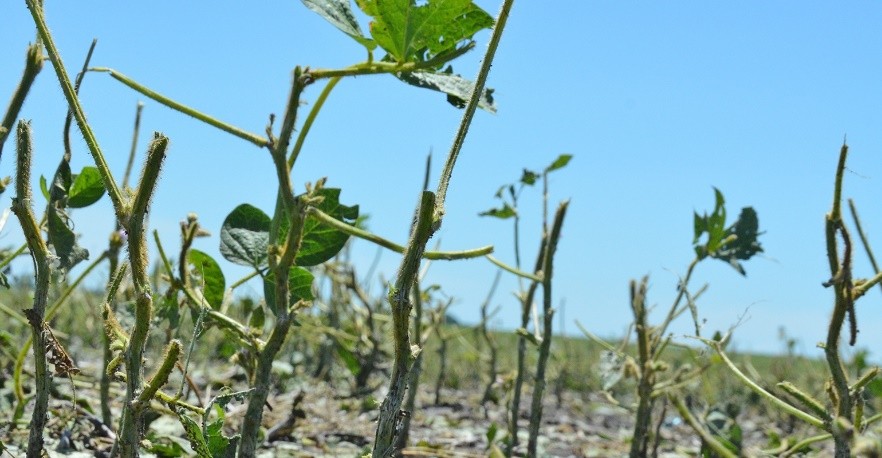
<box><xmin>4</xmin><ymin>1</ymin><xmax>882</xmax><ymax>357</ymax></box>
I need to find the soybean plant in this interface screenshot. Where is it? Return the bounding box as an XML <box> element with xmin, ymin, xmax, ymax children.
<box><xmin>710</xmin><ymin>143</ymin><xmax>882</xmax><ymax>458</ymax></box>
<box><xmin>480</xmin><ymin>154</ymin><xmax>572</xmax><ymax>457</ymax></box>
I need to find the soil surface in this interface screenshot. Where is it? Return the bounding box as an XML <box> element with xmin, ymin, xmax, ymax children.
<box><xmin>1</xmin><ymin>368</ymin><xmax>833</xmax><ymax>458</ymax></box>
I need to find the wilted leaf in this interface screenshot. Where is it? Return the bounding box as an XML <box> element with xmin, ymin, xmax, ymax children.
<box><xmin>188</xmin><ymin>249</ymin><xmax>226</xmax><ymax>310</ymax></box>
<box><xmin>302</xmin><ymin>0</ymin><xmax>376</xmax><ymax>49</ymax></box>
<box><xmin>67</xmin><ymin>166</ymin><xmax>106</xmax><ymax>208</ymax></box>
<box><xmin>47</xmin><ymin>209</ymin><xmax>89</xmax><ymax>273</ymax></box>
<box><xmin>219</xmin><ymin>204</ymin><xmax>271</xmax><ymax>269</ymax></box>
<box><xmin>396</xmin><ymin>69</ymin><xmax>496</xmax><ymax>113</ymax></box>
<box><xmin>599</xmin><ymin>350</ymin><xmax>625</xmax><ymax>391</ymax></box>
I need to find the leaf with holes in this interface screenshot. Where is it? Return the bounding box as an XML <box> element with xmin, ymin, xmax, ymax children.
<box><xmin>396</xmin><ymin>69</ymin><xmax>496</xmax><ymax>112</ymax></box>
<box><xmin>356</xmin><ymin>0</ymin><xmax>493</xmax><ymax>63</ymax></box>
<box><xmin>302</xmin><ymin>0</ymin><xmax>376</xmax><ymax>50</ymax></box>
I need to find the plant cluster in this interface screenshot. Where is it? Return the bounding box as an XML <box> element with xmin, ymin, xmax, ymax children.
<box><xmin>3</xmin><ymin>1</ymin><xmax>882</xmax><ymax>458</ymax></box>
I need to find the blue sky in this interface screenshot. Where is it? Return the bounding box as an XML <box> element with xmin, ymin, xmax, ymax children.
<box><xmin>3</xmin><ymin>1</ymin><xmax>882</xmax><ymax>357</ymax></box>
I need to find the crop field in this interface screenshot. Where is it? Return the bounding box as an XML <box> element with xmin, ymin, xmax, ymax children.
<box><xmin>3</xmin><ymin>1</ymin><xmax>882</xmax><ymax>457</ymax></box>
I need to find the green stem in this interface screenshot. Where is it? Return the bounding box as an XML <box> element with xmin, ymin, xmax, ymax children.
<box><xmin>229</xmin><ymin>270</ymin><xmax>259</xmax><ymax>292</ymax></box>
<box><xmin>24</xmin><ymin>0</ymin><xmax>126</xmax><ymax>216</ymax></box>
<box><xmin>434</xmin><ymin>0</ymin><xmax>515</xmax><ymax>224</ymax></box>
<box><xmin>708</xmin><ymin>340</ymin><xmax>825</xmax><ymax>429</ymax></box>
<box><xmin>307</xmin><ymin>206</ymin><xmax>492</xmax><ymax>260</ymax></box>
<box><xmin>485</xmin><ymin>254</ymin><xmax>541</xmax><ymax>282</ymax></box>
<box><xmin>288</xmin><ymin>76</ymin><xmax>341</xmax><ymax>170</ymax></box>
<box><xmin>306</xmin><ymin>43</ymin><xmax>474</xmax><ymax>81</ymax></box>
<box><xmin>0</xmin><ymin>43</ymin><xmax>43</xmax><ymax>161</ymax></box>
<box><xmin>669</xmin><ymin>393</ymin><xmax>738</xmax><ymax>458</ymax></box>
<box><xmin>0</xmin><ymin>242</ymin><xmax>28</xmax><ymax>271</ymax></box>
<box><xmin>135</xmin><ymin>340</ymin><xmax>182</xmax><ymax>409</ymax></box>
<box><xmin>90</xmin><ymin>67</ymin><xmax>270</xmax><ymax>148</ymax></box>
<box><xmin>652</xmin><ymin>257</ymin><xmax>699</xmax><ymax>352</ymax></box>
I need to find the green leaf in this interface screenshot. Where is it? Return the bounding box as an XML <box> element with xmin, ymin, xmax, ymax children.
<box><xmin>520</xmin><ymin>169</ymin><xmax>538</xmax><ymax>186</ymax></box>
<box><xmin>485</xmin><ymin>421</ymin><xmax>498</xmax><ymax>444</ymax></box>
<box><xmin>544</xmin><ymin>154</ymin><xmax>573</xmax><ymax>173</ymax></box>
<box><xmin>715</xmin><ymin>207</ymin><xmax>764</xmax><ymax>276</ymax></box>
<box><xmin>693</xmin><ymin>187</ymin><xmax>727</xmax><ymax>259</ymax></box>
<box><xmin>39</xmin><ymin>175</ymin><xmax>49</xmax><ymax>201</ymax></box>
<box><xmin>67</xmin><ymin>166</ymin><xmax>106</xmax><ymax>208</ymax></box>
<box><xmin>47</xmin><ymin>208</ymin><xmax>89</xmax><ymax>273</ymax></box>
<box><xmin>204</xmin><ymin>414</ymin><xmax>231</xmax><ymax>458</ymax></box>
<box><xmin>396</xmin><ymin>69</ymin><xmax>496</xmax><ymax>113</ymax></box>
<box><xmin>479</xmin><ymin>203</ymin><xmax>516</xmax><ymax>219</ymax></box>
<box><xmin>336</xmin><ymin>344</ymin><xmax>362</xmax><ymax>376</ymax></box>
<box><xmin>219</xmin><ymin>204</ymin><xmax>271</xmax><ymax>269</ymax></box>
<box><xmin>248</xmin><ymin>305</ymin><xmax>265</xmax><ymax>331</ymax></box>
<box><xmin>356</xmin><ymin>0</ymin><xmax>493</xmax><ymax>63</ymax></box>
<box><xmin>188</xmin><ymin>249</ymin><xmax>226</xmax><ymax>310</ymax></box>
<box><xmin>692</xmin><ymin>188</ymin><xmax>763</xmax><ymax>275</ymax></box>
<box><xmin>295</xmin><ymin>188</ymin><xmax>358</xmax><ymax>267</ymax></box>
<box><xmin>176</xmin><ymin>411</ymin><xmax>212</xmax><ymax>458</ymax></box>
<box><xmin>263</xmin><ymin>267</ymin><xmax>315</xmax><ymax>315</ymax></box>
<box><xmin>302</xmin><ymin>0</ymin><xmax>376</xmax><ymax>50</ymax></box>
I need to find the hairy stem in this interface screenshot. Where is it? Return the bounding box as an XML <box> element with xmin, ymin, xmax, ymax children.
<box><xmin>12</xmin><ymin>121</ymin><xmax>52</xmax><ymax>457</ymax></box>
<box><xmin>118</xmin><ymin>134</ymin><xmax>168</xmax><ymax>457</ymax></box>
<box><xmin>0</xmin><ymin>43</ymin><xmax>43</xmax><ymax>161</ymax></box>
<box><xmin>24</xmin><ymin>0</ymin><xmax>125</xmax><ymax>215</ymax></box>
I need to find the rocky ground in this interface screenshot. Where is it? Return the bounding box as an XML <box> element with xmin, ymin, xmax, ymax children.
<box><xmin>2</xmin><ymin>369</ymin><xmax>837</xmax><ymax>458</ymax></box>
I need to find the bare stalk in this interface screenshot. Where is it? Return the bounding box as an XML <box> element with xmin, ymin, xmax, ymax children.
<box><xmin>823</xmin><ymin>142</ymin><xmax>854</xmax><ymax>457</ymax></box>
<box><xmin>526</xmin><ymin>201</ymin><xmax>568</xmax><ymax>457</ymax></box>
<box><xmin>628</xmin><ymin>276</ymin><xmax>654</xmax><ymax>458</ymax></box>
<box><xmin>0</xmin><ymin>43</ymin><xmax>43</xmax><ymax>161</ymax></box>
<box><xmin>238</xmin><ymin>67</ymin><xmax>310</xmax><ymax>458</ymax></box>
<box><xmin>11</xmin><ymin>121</ymin><xmax>52</xmax><ymax>457</ymax></box>
<box><xmin>117</xmin><ymin>134</ymin><xmax>169</xmax><ymax>457</ymax></box>
<box><xmin>507</xmin><ymin>237</ymin><xmax>544</xmax><ymax>456</ymax></box>
<box><xmin>372</xmin><ymin>191</ymin><xmax>436</xmax><ymax>457</ymax></box>
<box><xmin>480</xmin><ymin>271</ymin><xmax>503</xmax><ymax>411</ymax></box>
